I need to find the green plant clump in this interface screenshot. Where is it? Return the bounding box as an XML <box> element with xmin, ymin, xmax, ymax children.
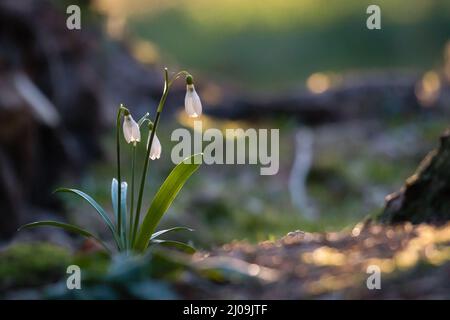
<box><xmin>19</xmin><ymin>68</ymin><xmax>204</xmax><ymax>256</ymax></box>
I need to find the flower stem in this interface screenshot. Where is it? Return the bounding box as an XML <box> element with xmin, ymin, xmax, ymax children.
<box><xmin>116</xmin><ymin>106</ymin><xmax>123</xmax><ymax>249</ymax></box>
<box><xmin>128</xmin><ymin>144</ymin><xmax>136</xmax><ymax>249</ymax></box>
<box><xmin>132</xmin><ymin>68</ymin><xmax>169</xmax><ymax>246</ymax></box>
<box><xmin>168</xmin><ymin>70</ymin><xmax>191</xmax><ymax>87</ymax></box>
<box><xmin>116</xmin><ymin>104</ymin><xmax>129</xmax><ymax>250</ymax></box>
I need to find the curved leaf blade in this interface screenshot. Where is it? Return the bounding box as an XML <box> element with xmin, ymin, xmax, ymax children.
<box><xmin>120</xmin><ymin>181</ymin><xmax>128</xmax><ymax>248</ymax></box>
<box><xmin>111</xmin><ymin>179</ymin><xmax>119</xmax><ymax>223</ymax></box>
<box><xmin>151</xmin><ymin>227</ymin><xmax>194</xmax><ymax>240</ymax></box>
<box><xmin>55</xmin><ymin>188</ymin><xmax>121</xmax><ymax>249</ymax></box>
<box><xmin>18</xmin><ymin>221</ymin><xmax>111</xmax><ymax>253</ymax></box>
<box><xmin>134</xmin><ymin>153</ymin><xmax>202</xmax><ymax>252</ymax></box>
<box><xmin>151</xmin><ymin>239</ymin><xmax>196</xmax><ymax>254</ymax></box>
<box><xmin>112</xmin><ymin>180</ymin><xmax>128</xmax><ymax>249</ymax></box>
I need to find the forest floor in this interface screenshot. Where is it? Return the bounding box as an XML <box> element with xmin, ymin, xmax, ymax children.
<box><xmin>3</xmin><ymin>118</ymin><xmax>450</xmax><ymax>299</ymax></box>
<box><xmin>183</xmin><ymin>221</ymin><xmax>450</xmax><ymax>299</ymax></box>
<box><xmin>2</xmin><ymin>221</ymin><xmax>450</xmax><ymax>299</ymax></box>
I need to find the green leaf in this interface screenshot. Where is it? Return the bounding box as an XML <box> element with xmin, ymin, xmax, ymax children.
<box><xmin>120</xmin><ymin>181</ymin><xmax>128</xmax><ymax>248</ymax></box>
<box><xmin>151</xmin><ymin>227</ymin><xmax>194</xmax><ymax>240</ymax></box>
<box><xmin>111</xmin><ymin>179</ymin><xmax>119</xmax><ymax>223</ymax></box>
<box><xmin>150</xmin><ymin>240</ymin><xmax>196</xmax><ymax>254</ymax></box>
<box><xmin>55</xmin><ymin>188</ymin><xmax>121</xmax><ymax>249</ymax></box>
<box><xmin>18</xmin><ymin>221</ymin><xmax>111</xmax><ymax>253</ymax></box>
<box><xmin>112</xmin><ymin>179</ymin><xmax>128</xmax><ymax>248</ymax></box>
<box><xmin>133</xmin><ymin>153</ymin><xmax>202</xmax><ymax>252</ymax></box>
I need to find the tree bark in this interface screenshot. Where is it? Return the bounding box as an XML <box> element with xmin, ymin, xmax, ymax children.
<box><xmin>380</xmin><ymin>129</ymin><xmax>450</xmax><ymax>224</ymax></box>
<box><xmin>0</xmin><ymin>0</ymin><xmax>162</xmax><ymax>238</ymax></box>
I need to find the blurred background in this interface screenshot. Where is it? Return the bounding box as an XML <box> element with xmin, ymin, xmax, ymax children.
<box><xmin>2</xmin><ymin>0</ymin><xmax>450</xmax><ymax>251</ymax></box>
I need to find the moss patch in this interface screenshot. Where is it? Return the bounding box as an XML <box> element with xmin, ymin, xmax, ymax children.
<box><xmin>0</xmin><ymin>243</ymin><xmax>71</xmax><ymax>293</ymax></box>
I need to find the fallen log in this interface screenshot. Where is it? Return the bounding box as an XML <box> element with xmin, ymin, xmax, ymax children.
<box><xmin>206</xmin><ymin>74</ymin><xmax>449</xmax><ymax>125</ymax></box>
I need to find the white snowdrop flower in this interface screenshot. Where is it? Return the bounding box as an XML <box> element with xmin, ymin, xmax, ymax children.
<box><xmin>123</xmin><ymin>113</ymin><xmax>141</xmax><ymax>145</ymax></box>
<box><xmin>184</xmin><ymin>76</ymin><xmax>202</xmax><ymax>118</ymax></box>
<box><xmin>147</xmin><ymin>132</ymin><xmax>162</xmax><ymax>160</ymax></box>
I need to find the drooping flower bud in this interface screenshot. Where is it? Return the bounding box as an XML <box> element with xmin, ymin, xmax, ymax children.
<box><xmin>123</xmin><ymin>112</ymin><xmax>141</xmax><ymax>145</ymax></box>
<box><xmin>184</xmin><ymin>75</ymin><xmax>202</xmax><ymax>118</ymax></box>
<box><xmin>147</xmin><ymin>132</ymin><xmax>162</xmax><ymax>160</ymax></box>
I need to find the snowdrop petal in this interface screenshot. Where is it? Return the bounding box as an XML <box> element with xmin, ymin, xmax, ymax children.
<box><xmin>185</xmin><ymin>84</ymin><xmax>202</xmax><ymax>118</ymax></box>
<box><xmin>123</xmin><ymin>114</ymin><xmax>141</xmax><ymax>144</ymax></box>
<box><xmin>148</xmin><ymin>132</ymin><xmax>161</xmax><ymax>160</ymax></box>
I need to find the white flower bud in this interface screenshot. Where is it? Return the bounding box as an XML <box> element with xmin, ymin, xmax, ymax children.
<box><xmin>185</xmin><ymin>84</ymin><xmax>202</xmax><ymax>118</ymax></box>
<box><xmin>123</xmin><ymin>114</ymin><xmax>141</xmax><ymax>144</ymax></box>
<box><xmin>147</xmin><ymin>132</ymin><xmax>161</xmax><ymax>160</ymax></box>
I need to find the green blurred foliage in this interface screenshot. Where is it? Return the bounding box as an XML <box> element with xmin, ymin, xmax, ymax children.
<box><xmin>126</xmin><ymin>0</ymin><xmax>450</xmax><ymax>90</ymax></box>
<box><xmin>46</xmin><ymin>251</ymin><xmax>190</xmax><ymax>299</ymax></box>
<box><xmin>0</xmin><ymin>243</ymin><xmax>71</xmax><ymax>293</ymax></box>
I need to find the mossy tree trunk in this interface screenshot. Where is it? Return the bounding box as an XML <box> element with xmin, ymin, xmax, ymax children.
<box><xmin>380</xmin><ymin>129</ymin><xmax>450</xmax><ymax>224</ymax></box>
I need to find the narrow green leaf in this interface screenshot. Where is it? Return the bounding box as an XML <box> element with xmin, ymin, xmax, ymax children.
<box><xmin>151</xmin><ymin>227</ymin><xmax>194</xmax><ymax>240</ymax></box>
<box><xmin>111</xmin><ymin>179</ymin><xmax>119</xmax><ymax>223</ymax></box>
<box><xmin>55</xmin><ymin>188</ymin><xmax>121</xmax><ymax>249</ymax></box>
<box><xmin>120</xmin><ymin>181</ymin><xmax>128</xmax><ymax>248</ymax></box>
<box><xmin>151</xmin><ymin>239</ymin><xmax>196</xmax><ymax>254</ymax></box>
<box><xmin>18</xmin><ymin>221</ymin><xmax>111</xmax><ymax>253</ymax></box>
<box><xmin>134</xmin><ymin>153</ymin><xmax>202</xmax><ymax>252</ymax></box>
<box><xmin>112</xmin><ymin>179</ymin><xmax>128</xmax><ymax>248</ymax></box>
